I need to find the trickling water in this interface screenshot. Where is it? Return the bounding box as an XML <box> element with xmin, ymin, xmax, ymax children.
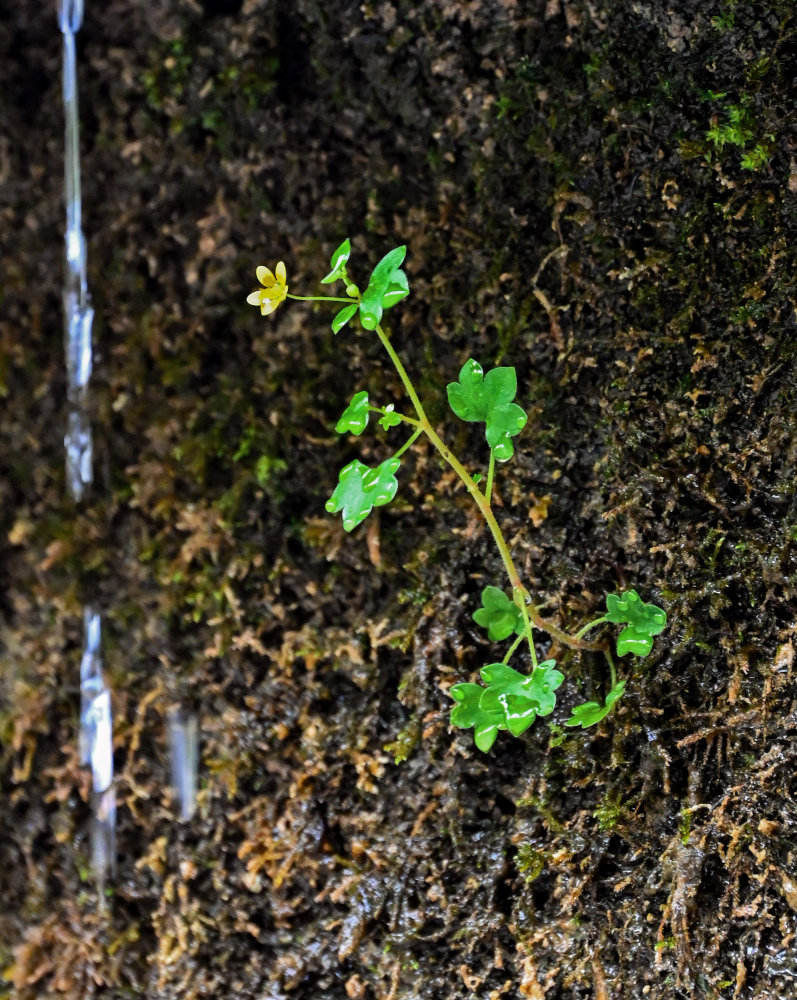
<box><xmin>60</xmin><ymin>0</ymin><xmax>94</xmax><ymax>502</ymax></box>
<box><xmin>59</xmin><ymin>1</ymin><xmax>197</xmax><ymax>854</ymax></box>
<box><xmin>79</xmin><ymin>609</ymin><xmax>112</xmax><ymax>792</ymax></box>
<box><xmin>60</xmin><ymin>0</ymin><xmax>114</xmax><ymax>880</ymax></box>
<box><xmin>168</xmin><ymin>708</ymin><xmax>199</xmax><ymax>821</ymax></box>
<box><xmin>79</xmin><ymin>608</ymin><xmax>116</xmax><ymax>875</ymax></box>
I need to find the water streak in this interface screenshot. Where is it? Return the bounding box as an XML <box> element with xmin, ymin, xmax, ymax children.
<box><xmin>60</xmin><ymin>0</ymin><xmax>114</xmax><ymax>880</ymax></box>
<box><xmin>168</xmin><ymin>708</ymin><xmax>199</xmax><ymax>821</ymax></box>
<box><xmin>79</xmin><ymin>608</ymin><xmax>115</xmax><ymax>877</ymax></box>
<box><xmin>61</xmin><ymin>0</ymin><xmax>92</xmax><ymax>502</ymax></box>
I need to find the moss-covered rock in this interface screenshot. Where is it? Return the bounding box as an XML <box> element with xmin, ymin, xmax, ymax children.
<box><xmin>2</xmin><ymin>1</ymin><xmax>797</xmax><ymax>997</ymax></box>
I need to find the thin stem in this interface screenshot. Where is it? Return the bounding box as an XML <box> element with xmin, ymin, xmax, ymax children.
<box><xmin>372</xmin><ymin>323</ymin><xmax>430</xmax><ymax>423</ymax></box>
<box><xmin>514</xmin><ymin>590</ymin><xmax>539</xmax><ymax>670</ymax></box>
<box><xmin>502</xmin><ymin>633</ymin><xmax>525</xmax><ymax>665</ymax></box>
<box><xmin>287</xmin><ymin>294</ymin><xmax>354</xmax><ymax>303</ymax></box>
<box><xmin>392</xmin><ymin>426</ymin><xmax>423</xmax><ymax>461</ymax></box>
<box><xmin>371</xmin><ymin>322</ymin><xmax>599</xmax><ymax>653</ymax></box>
<box><xmin>373</xmin><ymin>326</ymin><xmax>518</xmax><ymax>581</ymax></box>
<box><xmin>604</xmin><ymin>648</ymin><xmax>617</xmax><ymax>688</ymax></box>
<box><xmin>485</xmin><ymin>450</ymin><xmax>496</xmax><ymax>507</ymax></box>
<box><xmin>574</xmin><ymin>616</ymin><xmax>607</xmax><ymax>642</ymax></box>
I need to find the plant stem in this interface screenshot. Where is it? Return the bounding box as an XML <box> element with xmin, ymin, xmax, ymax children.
<box><xmin>605</xmin><ymin>648</ymin><xmax>617</xmax><ymax>688</ymax></box>
<box><xmin>288</xmin><ymin>294</ymin><xmax>353</xmax><ymax>303</ymax></box>
<box><xmin>502</xmin><ymin>633</ymin><xmax>525</xmax><ymax>664</ymax></box>
<box><xmin>372</xmin><ymin>323</ymin><xmax>592</xmax><ymax>652</ymax></box>
<box><xmin>574</xmin><ymin>616</ymin><xmax>607</xmax><ymax>642</ymax></box>
<box><xmin>392</xmin><ymin>427</ymin><xmax>424</xmax><ymax>461</ymax></box>
<box><xmin>485</xmin><ymin>451</ymin><xmax>495</xmax><ymax>507</ymax></box>
<box><xmin>515</xmin><ymin>591</ymin><xmax>539</xmax><ymax>669</ymax></box>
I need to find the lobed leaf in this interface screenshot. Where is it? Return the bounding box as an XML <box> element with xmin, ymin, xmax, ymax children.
<box><xmin>605</xmin><ymin>591</ymin><xmax>667</xmax><ymax>657</ymax></box>
<box><xmin>335</xmin><ymin>391</ymin><xmax>370</xmax><ymax>435</ymax></box>
<box><xmin>446</xmin><ymin>358</ymin><xmax>527</xmax><ymax>461</ymax></box>
<box><xmin>473</xmin><ymin>585</ymin><xmax>524</xmax><ymax>641</ymax></box>
<box><xmin>325</xmin><ymin>457</ymin><xmax>401</xmax><ymax>532</ymax></box>
<box><xmin>565</xmin><ymin>680</ymin><xmax>626</xmax><ymax>728</ymax></box>
<box><xmin>449</xmin><ymin>659</ymin><xmax>563</xmax><ymax>752</ymax></box>
<box><xmin>378</xmin><ymin>405</ymin><xmax>402</xmax><ymax>431</ymax></box>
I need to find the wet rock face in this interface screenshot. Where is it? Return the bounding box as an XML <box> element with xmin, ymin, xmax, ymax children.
<box><xmin>2</xmin><ymin>0</ymin><xmax>797</xmax><ymax>997</ymax></box>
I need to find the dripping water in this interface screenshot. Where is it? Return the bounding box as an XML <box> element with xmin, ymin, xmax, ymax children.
<box><xmin>60</xmin><ymin>0</ymin><xmax>116</xmax><ymax>884</ymax></box>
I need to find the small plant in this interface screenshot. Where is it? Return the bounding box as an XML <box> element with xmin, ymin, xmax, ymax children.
<box><xmin>247</xmin><ymin>241</ymin><xmax>667</xmax><ymax>751</ymax></box>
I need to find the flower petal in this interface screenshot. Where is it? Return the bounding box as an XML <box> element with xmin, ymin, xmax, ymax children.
<box><xmin>246</xmin><ymin>290</ymin><xmax>263</xmax><ymax>306</ymax></box>
<box><xmin>275</xmin><ymin>261</ymin><xmax>286</xmax><ymax>284</ymax></box>
<box><xmin>260</xmin><ymin>299</ymin><xmax>276</xmax><ymax>315</ymax></box>
<box><xmin>256</xmin><ymin>265</ymin><xmax>276</xmax><ymax>287</ymax></box>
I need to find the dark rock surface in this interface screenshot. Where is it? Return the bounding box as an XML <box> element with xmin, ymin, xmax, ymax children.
<box><xmin>1</xmin><ymin>1</ymin><xmax>796</xmax><ymax>997</ymax></box>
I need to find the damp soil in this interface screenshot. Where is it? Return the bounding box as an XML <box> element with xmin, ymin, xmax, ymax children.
<box><xmin>1</xmin><ymin>1</ymin><xmax>797</xmax><ymax>998</ymax></box>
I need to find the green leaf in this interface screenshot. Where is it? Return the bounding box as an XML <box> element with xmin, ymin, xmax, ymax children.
<box><xmin>335</xmin><ymin>391</ymin><xmax>370</xmax><ymax>435</ymax></box>
<box><xmin>474</xmin><ymin>716</ymin><xmax>502</xmax><ymax>752</ymax></box>
<box><xmin>605</xmin><ymin>591</ymin><xmax>667</xmax><ymax>657</ymax></box>
<box><xmin>565</xmin><ymin>680</ymin><xmax>626</xmax><ymax>728</ymax></box>
<box><xmin>359</xmin><ymin>245</ymin><xmax>407</xmax><ymax>330</ymax></box>
<box><xmin>446</xmin><ymin>358</ymin><xmax>528</xmax><ymax>461</ymax></box>
<box><xmin>450</xmin><ymin>682</ymin><xmax>490</xmax><ymax>728</ymax></box>
<box><xmin>378</xmin><ymin>405</ymin><xmax>402</xmax><ymax>431</ymax></box>
<box><xmin>522</xmin><ymin>661</ymin><xmax>564</xmax><ymax>716</ymax></box>
<box><xmin>325</xmin><ymin>457</ymin><xmax>401</xmax><ymax>532</ymax></box>
<box><xmin>472</xmin><ymin>586</ymin><xmax>524</xmax><ymax>641</ymax></box>
<box><xmin>331</xmin><ymin>303</ymin><xmax>358</xmax><ymax>334</ymax></box>
<box><xmin>450</xmin><ymin>683</ymin><xmax>504</xmax><ymax>751</ymax></box>
<box><xmin>381</xmin><ymin>269</ymin><xmax>409</xmax><ymax>309</ymax></box>
<box><xmin>321</xmin><ymin>238</ymin><xmax>351</xmax><ymax>284</ymax></box>
<box><xmin>448</xmin><ymin>659</ymin><xmax>563</xmax><ymax>752</ymax></box>
<box><xmin>479</xmin><ymin>660</ymin><xmax>563</xmax><ymax>719</ymax></box>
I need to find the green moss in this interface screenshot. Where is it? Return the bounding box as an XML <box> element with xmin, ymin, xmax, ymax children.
<box><xmin>593</xmin><ymin>790</ymin><xmax>625</xmax><ymax>832</ymax></box>
<box><xmin>679</xmin><ymin>809</ymin><xmax>692</xmax><ymax>845</ymax></box>
<box><xmin>383</xmin><ymin>718</ymin><xmax>422</xmax><ymax>764</ymax></box>
<box><xmin>516</xmin><ymin>844</ymin><xmax>546</xmax><ymax>883</ymax></box>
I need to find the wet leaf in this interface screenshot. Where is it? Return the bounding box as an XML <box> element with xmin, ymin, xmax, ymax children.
<box><xmin>565</xmin><ymin>680</ymin><xmax>626</xmax><ymax>728</ymax></box>
<box><xmin>449</xmin><ymin>659</ymin><xmax>563</xmax><ymax>751</ymax></box>
<box><xmin>325</xmin><ymin>457</ymin><xmax>401</xmax><ymax>532</ymax></box>
<box><xmin>381</xmin><ymin>269</ymin><xmax>409</xmax><ymax>309</ymax></box>
<box><xmin>446</xmin><ymin>358</ymin><xmax>527</xmax><ymax>461</ymax></box>
<box><xmin>359</xmin><ymin>246</ymin><xmax>408</xmax><ymax>330</ymax></box>
<box><xmin>605</xmin><ymin>591</ymin><xmax>667</xmax><ymax>657</ymax></box>
<box><xmin>378</xmin><ymin>405</ymin><xmax>402</xmax><ymax>431</ymax></box>
<box><xmin>450</xmin><ymin>684</ymin><xmax>504</xmax><ymax>752</ymax></box>
<box><xmin>473</xmin><ymin>585</ymin><xmax>524</xmax><ymax>641</ymax></box>
<box><xmin>480</xmin><ymin>660</ymin><xmax>563</xmax><ymax>718</ymax></box>
<box><xmin>321</xmin><ymin>238</ymin><xmax>351</xmax><ymax>284</ymax></box>
<box><xmin>331</xmin><ymin>303</ymin><xmax>358</xmax><ymax>334</ymax></box>
<box><xmin>450</xmin><ymin>682</ymin><xmax>490</xmax><ymax>729</ymax></box>
<box><xmin>335</xmin><ymin>391</ymin><xmax>370</xmax><ymax>435</ymax></box>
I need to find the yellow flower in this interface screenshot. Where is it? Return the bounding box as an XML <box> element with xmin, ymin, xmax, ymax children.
<box><xmin>247</xmin><ymin>262</ymin><xmax>288</xmax><ymax>315</ymax></box>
